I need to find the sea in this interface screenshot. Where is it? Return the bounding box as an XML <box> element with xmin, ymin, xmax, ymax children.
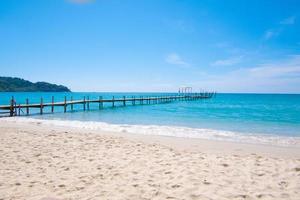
<box><xmin>1</xmin><ymin>92</ymin><xmax>300</xmax><ymax>146</ymax></box>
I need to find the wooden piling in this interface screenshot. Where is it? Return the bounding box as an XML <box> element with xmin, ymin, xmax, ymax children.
<box><xmin>51</xmin><ymin>96</ymin><xmax>54</xmax><ymax>113</ymax></box>
<box><xmin>18</xmin><ymin>104</ymin><xmax>21</xmax><ymax>116</ymax></box>
<box><xmin>9</xmin><ymin>96</ymin><xmax>14</xmax><ymax>117</ymax></box>
<box><xmin>14</xmin><ymin>102</ymin><xmax>17</xmax><ymax>116</ymax></box>
<box><xmin>83</xmin><ymin>96</ymin><xmax>86</xmax><ymax>111</ymax></box>
<box><xmin>26</xmin><ymin>98</ymin><xmax>29</xmax><ymax>115</ymax></box>
<box><xmin>99</xmin><ymin>96</ymin><xmax>103</xmax><ymax>109</ymax></box>
<box><xmin>71</xmin><ymin>96</ymin><xmax>73</xmax><ymax>111</ymax></box>
<box><xmin>40</xmin><ymin>97</ymin><xmax>43</xmax><ymax>115</ymax></box>
<box><xmin>64</xmin><ymin>96</ymin><xmax>67</xmax><ymax>113</ymax></box>
<box><xmin>98</xmin><ymin>96</ymin><xmax>101</xmax><ymax>109</ymax></box>
<box><xmin>87</xmin><ymin>96</ymin><xmax>90</xmax><ymax>110</ymax></box>
<box><xmin>112</xmin><ymin>96</ymin><xmax>115</xmax><ymax>107</ymax></box>
<box><xmin>123</xmin><ymin>96</ymin><xmax>126</xmax><ymax>106</ymax></box>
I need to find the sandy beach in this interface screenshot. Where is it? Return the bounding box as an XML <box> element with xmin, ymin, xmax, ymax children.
<box><xmin>0</xmin><ymin>119</ymin><xmax>300</xmax><ymax>200</ymax></box>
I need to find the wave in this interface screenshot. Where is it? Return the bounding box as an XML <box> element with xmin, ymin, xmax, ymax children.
<box><xmin>2</xmin><ymin>117</ymin><xmax>300</xmax><ymax>147</ymax></box>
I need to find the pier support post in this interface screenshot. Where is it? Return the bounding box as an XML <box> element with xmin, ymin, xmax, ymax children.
<box><xmin>98</xmin><ymin>96</ymin><xmax>100</xmax><ymax>109</ymax></box>
<box><xmin>99</xmin><ymin>96</ymin><xmax>103</xmax><ymax>109</ymax></box>
<box><xmin>98</xmin><ymin>96</ymin><xmax>101</xmax><ymax>109</ymax></box>
<box><xmin>14</xmin><ymin>102</ymin><xmax>17</xmax><ymax>116</ymax></box>
<box><xmin>40</xmin><ymin>97</ymin><xmax>43</xmax><ymax>115</ymax></box>
<box><xmin>83</xmin><ymin>96</ymin><xmax>86</xmax><ymax>111</ymax></box>
<box><xmin>123</xmin><ymin>96</ymin><xmax>126</xmax><ymax>106</ymax></box>
<box><xmin>26</xmin><ymin>98</ymin><xmax>29</xmax><ymax>115</ymax></box>
<box><xmin>18</xmin><ymin>104</ymin><xmax>21</xmax><ymax>116</ymax></box>
<box><xmin>64</xmin><ymin>96</ymin><xmax>67</xmax><ymax>113</ymax></box>
<box><xmin>112</xmin><ymin>96</ymin><xmax>115</xmax><ymax>107</ymax></box>
<box><xmin>9</xmin><ymin>96</ymin><xmax>14</xmax><ymax>117</ymax></box>
<box><xmin>71</xmin><ymin>96</ymin><xmax>73</xmax><ymax>111</ymax></box>
<box><xmin>51</xmin><ymin>96</ymin><xmax>54</xmax><ymax>113</ymax></box>
<box><xmin>87</xmin><ymin>96</ymin><xmax>90</xmax><ymax>110</ymax></box>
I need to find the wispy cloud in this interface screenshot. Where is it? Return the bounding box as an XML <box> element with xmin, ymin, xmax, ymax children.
<box><xmin>165</xmin><ymin>53</ymin><xmax>189</xmax><ymax>66</ymax></box>
<box><xmin>214</xmin><ymin>42</ymin><xmax>245</xmax><ymax>56</ymax></box>
<box><xmin>211</xmin><ymin>56</ymin><xmax>243</xmax><ymax>66</ymax></box>
<box><xmin>66</xmin><ymin>0</ymin><xmax>94</xmax><ymax>4</ymax></box>
<box><xmin>264</xmin><ymin>29</ymin><xmax>280</xmax><ymax>40</ymax></box>
<box><xmin>280</xmin><ymin>16</ymin><xmax>296</xmax><ymax>25</ymax></box>
<box><xmin>192</xmin><ymin>55</ymin><xmax>300</xmax><ymax>93</ymax></box>
<box><xmin>250</xmin><ymin>65</ymin><xmax>300</xmax><ymax>78</ymax></box>
<box><xmin>263</xmin><ymin>16</ymin><xmax>296</xmax><ymax>40</ymax></box>
<box><xmin>249</xmin><ymin>55</ymin><xmax>300</xmax><ymax>78</ymax></box>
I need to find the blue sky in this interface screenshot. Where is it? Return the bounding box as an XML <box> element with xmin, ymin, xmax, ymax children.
<box><xmin>0</xmin><ymin>0</ymin><xmax>300</xmax><ymax>93</ymax></box>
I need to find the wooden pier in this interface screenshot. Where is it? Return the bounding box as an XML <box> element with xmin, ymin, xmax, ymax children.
<box><xmin>0</xmin><ymin>92</ymin><xmax>216</xmax><ymax>117</ymax></box>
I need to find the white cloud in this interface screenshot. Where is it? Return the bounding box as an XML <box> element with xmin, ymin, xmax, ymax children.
<box><xmin>280</xmin><ymin>16</ymin><xmax>296</xmax><ymax>25</ymax></box>
<box><xmin>249</xmin><ymin>66</ymin><xmax>300</xmax><ymax>78</ymax></box>
<box><xmin>192</xmin><ymin>55</ymin><xmax>300</xmax><ymax>93</ymax></box>
<box><xmin>249</xmin><ymin>55</ymin><xmax>300</xmax><ymax>78</ymax></box>
<box><xmin>214</xmin><ymin>42</ymin><xmax>246</xmax><ymax>56</ymax></box>
<box><xmin>263</xmin><ymin>16</ymin><xmax>296</xmax><ymax>41</ymax></box>
<box><xmin>264</xmin><ymin>29</ymin><xmax>280</xmax><ymax>40</ymax></box>
<box><xmin>211</xmin><ymin>56</ymin><xmax>243</xmax><ymax>66</ymax></box>
<box><xmin>67</xmin><ymin>0</ymin><xmax>94</xmax><ymax>4</ymax></box>
<box><xmin>165</xmin><ymin>53</ymin><xmax>189</xmax><ymax>66</ymax></box>
<box><xmin>264</xmin><ymin>30</ymin><xmax>274</xmax><ymax>40</ymax></box>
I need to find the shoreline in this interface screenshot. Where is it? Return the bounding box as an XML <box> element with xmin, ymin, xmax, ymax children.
<box><xmin>2</xmin><ymin>118</ymin><xmax>300</xmax><ymax>159</ymax></box>
<box><xmin>1</xmin><ymin>119</ymin><xmax>300</xmax><ymax>199</ymax></box>
<box><xmin>1</xmin><ymin>117</ymin><xmax>300</xmax><ymax>148</ymax></box>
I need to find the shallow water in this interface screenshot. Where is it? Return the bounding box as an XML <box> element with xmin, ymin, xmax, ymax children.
<box><xmin>1</xmin><ymin>92</ymin><xmax>300</xmax><ymax>145</ymax></box>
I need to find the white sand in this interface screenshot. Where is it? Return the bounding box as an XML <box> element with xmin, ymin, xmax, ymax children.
<box><xmin>0</xmin><ymin>120</ymin><xmax>300</xmax><ymax>200</ymax></box>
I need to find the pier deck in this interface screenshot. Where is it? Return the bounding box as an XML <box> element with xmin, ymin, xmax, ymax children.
<box><xmin>0</xmin><ymin>93</ymin><xmax>215</xmax><ymax>117</ymax></box>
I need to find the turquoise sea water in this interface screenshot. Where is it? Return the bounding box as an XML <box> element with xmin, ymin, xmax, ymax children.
<box><xmin>1</xmin><ymin>92</ymin><xmax>300</xmax><ymax>144</ymax></box>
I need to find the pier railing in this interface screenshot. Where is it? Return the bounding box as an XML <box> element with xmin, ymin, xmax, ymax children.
<box><xmin>0</xmin><ymin>92</ymin><xmax>216</xmax><ymax>117</ymax></box>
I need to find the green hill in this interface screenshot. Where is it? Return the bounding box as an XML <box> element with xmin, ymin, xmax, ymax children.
<box><xmin>0</xmin><ymin>77</ymin><xmax>71</xmax><ymax>92</ymax></box>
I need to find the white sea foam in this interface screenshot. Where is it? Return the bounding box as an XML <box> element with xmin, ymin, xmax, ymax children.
<box><xmin>2</xmin><ymin>117</ymin><xmax>300</xmax><ymax>147</ymax></box>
